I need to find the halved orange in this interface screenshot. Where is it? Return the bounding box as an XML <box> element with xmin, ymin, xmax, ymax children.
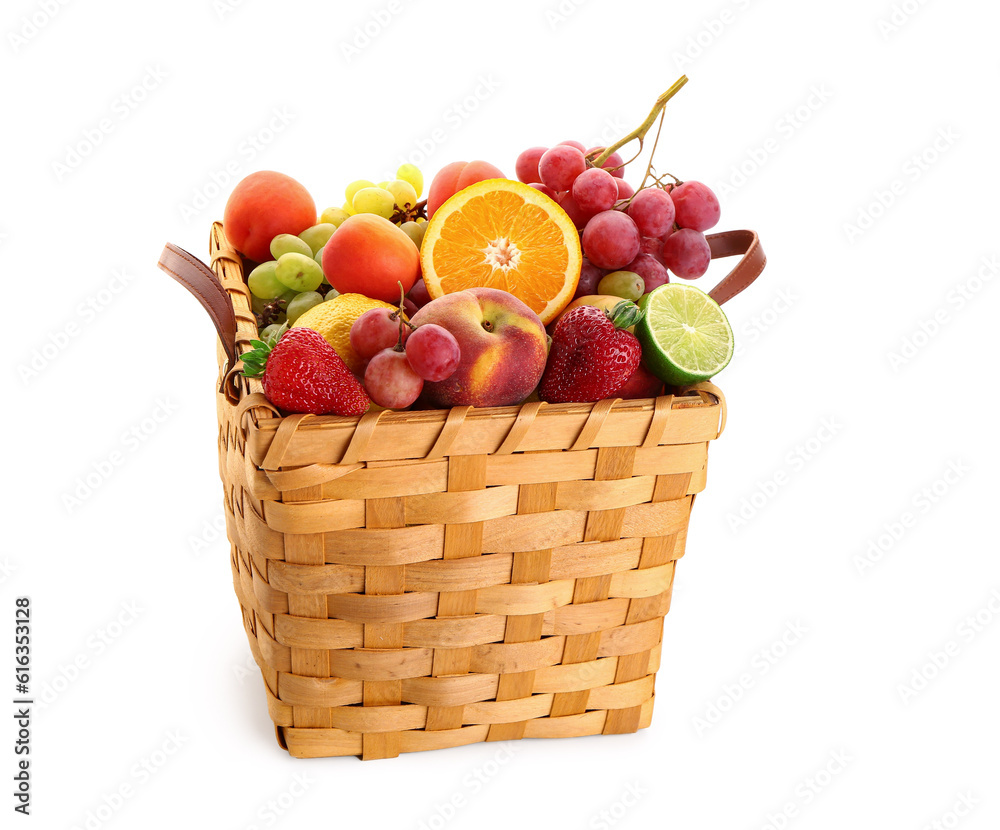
<box><xmin>420</xmin><ymin>178</ymin><xmax>581</xmax><ymax>324</ymax></box>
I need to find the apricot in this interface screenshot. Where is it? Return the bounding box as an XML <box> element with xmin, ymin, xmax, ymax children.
<box><xmin>223</xmin><ymin>171</ymin><xmax>316</xmax><ymax>263</ymax></box>
<box><xmin>426</xmin><ymin>160</ymin><xmax>506</xmax><ymax>218</ymax></box>
<box><xmin>321</xmin><ymin>214</ymin><xmax>420</xmax><ymax>303</ymax></box>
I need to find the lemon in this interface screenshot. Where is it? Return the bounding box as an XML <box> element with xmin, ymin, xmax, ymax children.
<box><xmin>295</xmin><ymin>293</ymin><xmax>397</xmax><ymax>374</ymax></box>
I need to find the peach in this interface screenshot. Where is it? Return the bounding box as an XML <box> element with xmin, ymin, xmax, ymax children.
<box><xmin>426</xmin><ymin>160</ymin><xmax>506</xmax><ymax>218</ymax></box>
<box><xmin>409</xmin><ymin>287</ymin><xmax>547</xmax><ymax>408</ymax></box>
<box><xmin>322</xmin><ymin>214</ymin><xmax>420</xmax><ymax>303</ymax></box>
<box><xmin>224</xmin><ymin>171</ymin><xmax>315</xmax><ymax>263</ymax></box>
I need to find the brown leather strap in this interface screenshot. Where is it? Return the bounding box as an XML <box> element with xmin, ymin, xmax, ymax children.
<box><xmin>705</xmin><ymin>229</ymin><xmax>766</xmax><ymax>305</ymax></box>
<box><xmin>157</xmin><ymin>243</ymin><xmax>238</xmax><ymax>367</ymax></box>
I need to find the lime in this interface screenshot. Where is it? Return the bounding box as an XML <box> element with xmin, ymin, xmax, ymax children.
<box><xmin>636</xmin><ymin>283</ymin><xmax>734</xmax><ymax>386</ymax></box>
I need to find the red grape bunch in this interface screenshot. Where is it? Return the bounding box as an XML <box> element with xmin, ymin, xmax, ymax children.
<box><xmin>513</xmin><ymin>137</ymin><xmax>721</xmax><ymax>301</ymax></box>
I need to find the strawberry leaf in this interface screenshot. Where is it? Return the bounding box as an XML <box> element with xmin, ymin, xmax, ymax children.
<box><xmin>240</xmin><ymin>338</ymin><xmax>273</xmax><ymax>379</ymax></box>
<box><xmin>606</xmin><ymin>299</ymin><xmax>645</xmax><ymax>330</ymax></box>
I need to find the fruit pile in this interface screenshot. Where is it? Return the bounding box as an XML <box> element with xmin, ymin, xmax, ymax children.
<box><xmin>224</xmin><ymin>78</ymin><xmax>738</xmax><ymax>416</ymax></box>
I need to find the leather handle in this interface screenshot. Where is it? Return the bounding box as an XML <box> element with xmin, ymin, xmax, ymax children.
<box><xmin>705</xmin><ymin>229</ymin><xmax>766</xmax><ymax>305</ymax></box>
<box><xmin>157</xmin><ymin>242</ymin><xmax>238</xmax><ymax>368</ymax></box>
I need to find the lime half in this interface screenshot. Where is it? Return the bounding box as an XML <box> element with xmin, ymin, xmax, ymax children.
<box><xmin>636</xmin><ymin>283</ymin><xmax>734</xmax><ymax>386</ymax></box>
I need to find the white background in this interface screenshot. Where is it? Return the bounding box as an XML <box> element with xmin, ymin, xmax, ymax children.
<box><xmin>3</xmin><ymin>0</ymin><xmax>999</xmax><ymax>827</ymax></box>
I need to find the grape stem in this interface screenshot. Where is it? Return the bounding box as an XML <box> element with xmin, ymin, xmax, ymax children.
<box><xmin>591</xmin><ymin>76</ymin><xmax>689</xmax><ymax>171</ymax></box>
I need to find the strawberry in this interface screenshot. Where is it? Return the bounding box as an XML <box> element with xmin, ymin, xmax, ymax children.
<box><xmin>241</xmin><ymin>327</ymin><xmax>370</xmax><ymax>415</ymax></box>
<box><xmin>539</xmin><ymin>300</ymin><xmax>644</xmax><ymax>403</ymax></box>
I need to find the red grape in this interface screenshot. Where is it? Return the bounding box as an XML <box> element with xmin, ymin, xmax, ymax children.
<box><xmin>515</xmin><ymin>147</ymin><xmax>548</xmax><ymax>184</ymax></box>
<box><xmin>585</xmin><ymin>146</ymin><xmax>625</xmax><ymax>179</ymax></box>
<box><xmin>364</xmin><ymin>348</ymin><xmax>423</xmax><ymax>408</ymax></box>
<box><xmin>557</xmin><ymin>191</ymin><xmax>596</xmax><ymax>230</ymax></box>
<box><xmin>539</xmin><ymin>145</ymin><xmax>586</xmax><ymax>192</ymax></box>
<box><xmin>350</xmin><ymin>308</ymin><xmax>408</xmax><ymax>360</ymax></box>
<box><xmin>625</xmin><ymin>252</ymin><xmax>670</xmax><ymax>293</ymax></box>
<box><xmin>616</xmin><ymin>178</ymin><xmax>635</xmax><ymax>200</ymax></box>
<box><xmin>575</xmin><ymin>257</ymin><xmax>604</xmax><ymax>298</ymax></box>
<box><xmin>639</xmin><ymin>235</ymin><xmax>665</xmax><ymax>263</ymax></box>
<box><xmin>571</xmin><ymin>167</ymin><xmax>618</xmax><ymax>213</ymax></box>
<box><xmin>581</xmin><ymin>210</ymin><xmax>641</xmax><ymax>270</ymax></box>
<box><xmin>627</xmin><ymin>188</ymin><xmax>676</xmax><ymax>237</ymax></box>
<box><xmin>662</xmin><ymin>228</ymin><xmax>711</xmax><ymax>279</ymax></box>
<box><xmin>407</xmin><ymin>278</ymin><xmax>431</xmax><ymax>308</ymax></box>
<box><xmin>528</xmin><ymin>182</ymin><xmax>557</xmax><ymax>199</ymax></box>
<box><xmin>405</xmin><ymin>324</ymin><xmax>461</xmax><ymax>382</ymax></box>
<box><xmin>671</xmin><ymin>181</ymin><xmax>721</xmax><ymax>231</ymax></box>
<box><xmin>557</xmin><ymin>139</ymin><xmax>587</xmax><ymax>151</ymax></box>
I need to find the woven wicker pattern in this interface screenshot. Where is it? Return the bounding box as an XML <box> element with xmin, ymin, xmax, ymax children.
<box><xmin>209</xmin><ymin>223</ymin><xmax>725</xmax><ymax>759</ymax></box>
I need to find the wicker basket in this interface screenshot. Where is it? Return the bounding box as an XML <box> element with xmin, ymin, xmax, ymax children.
<box><xmin>159</xmin><ymin>222</ymin><xmax>764</xmax><ymax>760</ymax></box>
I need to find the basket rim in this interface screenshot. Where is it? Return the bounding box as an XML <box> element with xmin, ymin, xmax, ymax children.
<box><xmin>245</xmin><ymin>390</ymin><xmax>719</xmax><ymax>432</ymax></box>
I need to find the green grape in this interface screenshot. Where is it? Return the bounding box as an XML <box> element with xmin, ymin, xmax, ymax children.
<box><xmin>377</xmin><ymin>181</ymin><xmax>390</xmax><ymax>189</ymax></box>
<box><xmin>415</xmin><ymin>216</ymin><xmax>426</xmax><ymax>225</ymax></box>
<box><xmin>299</xmin><ymin>223</ymin><xmax>336</xmax><ymax>255</ymax></box>
<box><xmin>314</xmin><ymin>246</ymin><xmax>326</xmax><ymax>267</ymax></box>
<box><xmin>385</xmin><ymin>179</ymin><xmax>418</xmax><ymax>211</ymax></box>
<box><xmin>345</xmin><ymin>179</ymin><xmax>376</xmax><ymax>202</ymax></box>
<box><xmin>324</xmin><ymin>287</ymin><xmax>340</xmax><ymax>301</ymax></box>
<box><xmin>275</xmin><ymin>252</ymin><xmax>324</xmax><ymax>292</ymax></box>
<box><xmin>286</xmin><ymin>291</ymin><xmax>324</xmax><ymax>324</ymax></box>
<box><xmin>396</xmin><ymin>163</ymin><xmax>424</xmax><ymax>198</ymax></box>
<box><xmin>400</xmin><ymin>221</ymin><xmax>425</xmax><ymax>249</ymax></box>
<box><xmin>352</xmin><ymin>187</ymin><xmax>395</xmax><ymax>219</ymax></box>
<box><xmin>260</xmin><ymin>322</ymin><xmax>288</xmax><ymax>346</ymax></box>
<box><xmin>598</xmin><ymin>270</ymin><xmax>644</xmax><ymax>302</ymax></box>
<box><xmin>247</xmin><ymin>261</ymin><xmax>285</xmax><ymax>299</ymax></box>
<box><xmin>341</xmin><ymin>201</ymin><xmax>356</xmax><ymax>216</ymax></box>
<box><xmin>270</xmin><ymin>233</ymin><xmax>312</xmax><ymax>260</ymax></box>
<box><xmin>320</xmin><ymin>206</ymin><xmax>351</xmax><ymax>227</ymax></box>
